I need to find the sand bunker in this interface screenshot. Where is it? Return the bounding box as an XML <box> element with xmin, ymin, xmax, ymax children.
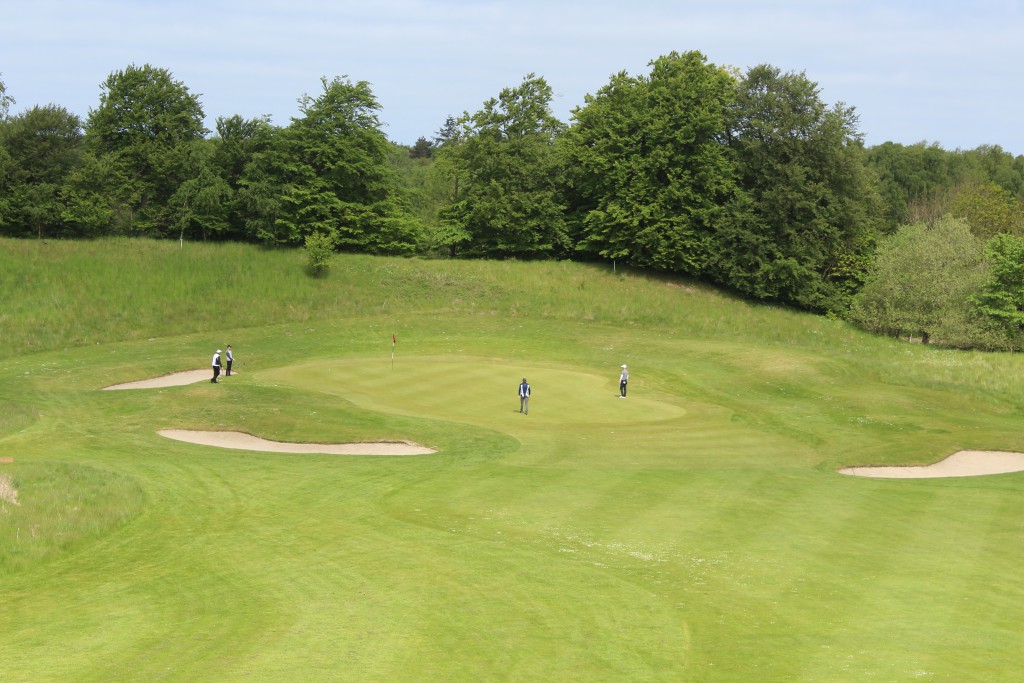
<box><xmin>839</xmin><ymin>450</ymin><xmax>1024</xmax><ymax>478</ymax></box>
<box><xmin>158</xmin><ymin>429</ymin><xmax>436</xmax><ymax>455</ymax></box>
<box><xmin>104</xmin><ymin>369</ymin><xmax>217</xmax><ymax>390</ymax></box>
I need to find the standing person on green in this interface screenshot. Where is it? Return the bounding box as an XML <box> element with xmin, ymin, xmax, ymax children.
<box><xmin>619</xmin><ymin>364</ymin><xmax>629</xmax><ymax>398</ymax></box>
<box><xmin>212</xmin><ymin>349</ymin><xmax>222</xmax><ymax>383</ymax></box>
<box><xmin>519</xmin><ymin>378</ymin><xmax>531</xmax><ymax>414</ymax></box>
<box><xmin>225</xmin><ymin>345</ymin><xmax>234</xmax><ymax>376</ymax></box>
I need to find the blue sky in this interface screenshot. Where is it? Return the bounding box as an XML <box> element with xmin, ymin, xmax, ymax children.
<box><xmin>2</xmin><ymin>0</ymin><xmax>1022</xmax><ymax>154</ymax></box>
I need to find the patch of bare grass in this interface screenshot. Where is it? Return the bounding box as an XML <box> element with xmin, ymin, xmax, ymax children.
<box><xmin>0</xmin><ymin>472</ymin><xmax>18</xmax><ymax>506</ymax></box>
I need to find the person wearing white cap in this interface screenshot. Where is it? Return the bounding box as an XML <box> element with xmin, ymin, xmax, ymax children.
<box><xmin>619</xmin><ymin>364</ymin><xmax>629</xmax><ymax>397</ymax></box>
<box><xmin>212</xmin><ymin>349</ymin><xmax>222</xmax><ymax>383</ymax></box>
<box><xmin>519</xmin><ymin>377</ymin><xmax>531</xmax><ymax>414</ymax></box>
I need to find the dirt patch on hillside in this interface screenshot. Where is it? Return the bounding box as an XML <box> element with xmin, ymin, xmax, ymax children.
<box><xmin>158</xmin><ymin>429</ymin><xmax>435</xmax><ymax>455</ymax></box>
<box><xmin>0</xmin><ymin>472</ymin><xmax>19</xmax><ymax>506</ymax></box>
<box><xmin>839</xmin><ymin>450</ymin><xmax>1024</xmax><ymax>478</ymax></box>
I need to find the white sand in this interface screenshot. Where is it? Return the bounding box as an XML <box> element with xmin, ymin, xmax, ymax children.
<box><xmin>839</xmin><ymin>450</ymin><xmax>1024</xmax><ymax>478</ymax></box>
<box><xmin>158</xmin><ymin>429</ymin><xmax>436</xmax><ymax>455</ymax></box>
<box><xmin>103</xmin><ymin>369</ymin><xmax>218</xmax><ymax>390</ymax></box>
<box><xmin>107</xmin><ymin>372</ymin><xmax>433</xmax><ymax>455</ymax></box>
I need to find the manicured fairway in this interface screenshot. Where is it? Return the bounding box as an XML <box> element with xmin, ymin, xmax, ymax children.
<box><xmin>5</xmin><ymin>244</ymin><xmax>1024</xmax><ymax>681</ymax></box>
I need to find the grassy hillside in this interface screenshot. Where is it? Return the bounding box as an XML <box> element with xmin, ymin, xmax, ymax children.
<box><xmin>3</xmin><ymin>238</ymin><xmax>1024</xmax><ymax>681</ymax></box>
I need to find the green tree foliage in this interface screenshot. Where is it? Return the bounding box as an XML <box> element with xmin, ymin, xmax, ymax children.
<box><xmin>266</xmin><ymin>76</ymin><xmax>420</xmax><ymax>254</ymax></box>
<box><xmin>431</xmin><ymin>115</ymin><xmax>463</xmax><ymax>202</ymax></box>
<box><xmin>409</xmin><ymin>137</ymin><xmax>433</xmax><ymax>159</ymax></box>
<box><xmin>865</xmin><ymin>142</ymin><xmax>959</xmax><ymax>230</ymax></box>
<box><xmin>0</xmin><ymin>75</ymin><xmax>13</xmax><ymax>120</ymax></box>
<box><xmin>388</xmin><ymin>143</ymin><xmax>449</xmax><ymax>239</ymax></box>
<box><xmin>973</xmin><ymin>232</ymin><xmax>1024</xmax><ymax>348</ymax></box>
<box><xmin>849</xmin><ymin>215</ymin><xmax>1000</xmax><ymax>348</ymax></box>
<box><xmin>0</xmin><ymin>104</ymin><xmax>83</xmax><ymax>237</ymax></box>
<box><xmin>60</xmin><ymin>149</ymin><xmax>133</xmax><ymax>236</ymax></box>
<box><xmin>948</xmin><ymin>181</ymin><xmax>1023</xmax><ymax>239</ymax></box>
<box><xmin>208</xmin><ymin>114</ymin><xmax>275</xmax><ymax>241</ymax></box>
<box><xmin>0</xmin><ymin>79</ymin><xmax>10</xmax><ymax>225</ymax></box>
<box><xmin>85</xmin><ymin>64</ymin><xmax>207</xmax><ymax>235</ymax></box>
<box><xmin>427</xmin><ymin>115</ymin><xmax>472</xmax><ymax>255</ymax></box>
<box><xmin>440</xmin><ymin>74</ymin><xmax>568</xmax><ymax>258</ymax></box>
<box><xmin>434</xmin><ymin>116</ymin><xmax>461</xmax><ymax>147</ymax></box>
<box><xmin>563</xmin><ymin>51</ymin><xmax>737</xmax><ymax>274</ymax></box>
<box><xmin>304</xmin><ymin>230</ymin><xmax>335</xmax><ymax>277</ymax></box>
<box><xmin>169</xmin><ymin>140</ymin><xmax>232</xmax><ymax>242</ymax></box>
<box><xmin>866</xmin><ymin>143</ymin><xmax>1024</xmax><ymax>232</ymax></box>
<box><xmin>234</xmin><ymin>124</ymin><xmax>289</xmax><ymax>244</ymax></box>
<box><xmin>718</xmin><ymin>65</ymin><xmax>879</xmax><ymax>311</ymax></box>
<box><xmin>967</xmin><ymin>144</ymin><xmax>1024</xmax><ymax>197</ymax></box>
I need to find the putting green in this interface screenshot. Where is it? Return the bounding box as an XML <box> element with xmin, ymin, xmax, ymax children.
<box><xmin>260</xmin><ymin>356</ymin><xmax>687</xmax><ymax>428</ymax></box>
<box><xmin>257</xmin><ymin>355</ymin><xmax>791</xmax><ymax>471</ymax></box>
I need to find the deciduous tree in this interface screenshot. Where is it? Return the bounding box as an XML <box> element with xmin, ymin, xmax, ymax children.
<box><xmin>210</xmin><ymin>114</ymin><xmax>275</xmax><ymax>240</ymax></box>
<box><xmin>268</xmin><ymin>76</ymin><xmax>421</xmax><ymax>253</ymax></box>
<box><xmin>949</xmin><ymin>181</ymin><xmax>1023</xmax><ymax>239</ymax></box>
<box><xmin>409</xmin><ymin>137</ymin><xmax>433</xmax><ymax>159</ymax></box>
<box><xmin>563</xmin><ymin>51</ymin><xmax>736</xmax><ymax>274</ymax></box>
<box><xmin>718</xmin><ymin>64</ymin><xmax>879</xmax><ymax>311</ymax></box>
<box><xmin>169</xmin><ymin>140</ymin><xmax>232</xmax><ymax>242</ymax></box>
<box><xmin>60</xmin><ymin>149</ymin><xmax>134</xmax><ymax>236</ymax></box>
<box><xmin>0</xmin><ymin>104</ymin><xmax>83</xmax><ymax>237</ymax></box>
<box><xmin>973</xmin><ymin>232</ymin><xmax>1024</xmax><ymax>348</ymax></box>
<box><xmin>441</xmin><ymin>74</ymin><xmax>568</xmax><ymax>258</ymax></box>
<box><xmin>849</xmin><ymin>215</ymin><xmax>997</xmax><ymax>347</ymax></box>
<box><xmin>0</xmin><ymin>75</ymin><xmax>13</xmax><ymax>120</ymax></box>
<box><xmin>85</xmin><ymin>64</ymin><xmax>206</xmax><ymax>235</ymax></box>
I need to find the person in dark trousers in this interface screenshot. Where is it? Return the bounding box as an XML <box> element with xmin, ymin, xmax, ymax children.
<box><xmin>225</xmin><ymin>345</ymin><xmax>234</xmax><ymax>376</ymax></box>
<box><xmin>212</xmin><ymin>349</ymin><xmax>221</xmax><ymax>383</ymax></box>
<box><xmin>519</xmin><ymin>378</ymin><xmax>531</xmax><ymax>414</ymax></box>
<box><xmin>619</xmin><ymin>364</ymin><xmax>629</xmax><ymax>397</ymax></box>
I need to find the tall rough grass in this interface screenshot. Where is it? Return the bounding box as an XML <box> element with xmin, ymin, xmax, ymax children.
<box><xmin>0</xmin><ymin>238</ymin><xmax>851</xmax><ymax>354</ymax></box>
<box><xmin>0</xmin><ymin>462</ymin><xmax>146</xmax><ymax>574</ymax></box>
<box><xmin>4</xmin><ymin>237</ymin><xmax>1024</xmax><ymax>404</ymax></box>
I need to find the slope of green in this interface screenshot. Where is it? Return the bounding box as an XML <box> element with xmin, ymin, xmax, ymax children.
<box><xmin>3</xmin><ymin>238</ymin><xmax>1024</xmax><ymax>681</ymax></box>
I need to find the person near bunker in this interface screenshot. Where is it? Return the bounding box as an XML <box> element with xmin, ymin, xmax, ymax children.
<box><xmin>212</xmin><ymin>349</ymin><xmax>222</xmax><ymax>383</ymax></box>
<box><xmin>519</xmin><ymin>377</ymin><xmax>531</xmax><ymax>414</ymax></box>
<box><xmin>225</xmin><ymin>345</ymin><xmax>234</xmax><ymax>376</ymax></box>
<box><xmin>619</xmin><ymin>364</ymin><xmax>629</xmax><ymax>397</ymax></box>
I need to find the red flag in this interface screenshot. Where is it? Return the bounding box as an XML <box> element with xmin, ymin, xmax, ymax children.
<box><xmin>392</xmin><ymin>333</ymin><xmax>396</xmax><ymax>346</ymax></box>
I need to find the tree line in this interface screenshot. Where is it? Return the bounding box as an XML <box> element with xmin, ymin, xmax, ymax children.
<box><xmin>2</xmin><ymin>54</ymin><xmax>1024</xmax><ymax>349</ymax></box>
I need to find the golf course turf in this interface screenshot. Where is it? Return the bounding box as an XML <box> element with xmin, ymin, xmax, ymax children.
<box><xmin>4</xmin><ymin>239</ymin><xmax>1024</xmax><ymax>681</ymax></box>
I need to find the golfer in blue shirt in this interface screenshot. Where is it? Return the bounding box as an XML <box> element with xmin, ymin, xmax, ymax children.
<box><xmin>519</xmin><ymin>378</ymin><xmax>531</xmax><ymax>414</ymax></box>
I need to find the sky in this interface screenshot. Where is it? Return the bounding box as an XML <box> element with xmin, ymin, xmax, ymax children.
<box><xmin>2</xmin><ymin>0</ymin><xmax>1023</xmax><ymax>154</ymax></box>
